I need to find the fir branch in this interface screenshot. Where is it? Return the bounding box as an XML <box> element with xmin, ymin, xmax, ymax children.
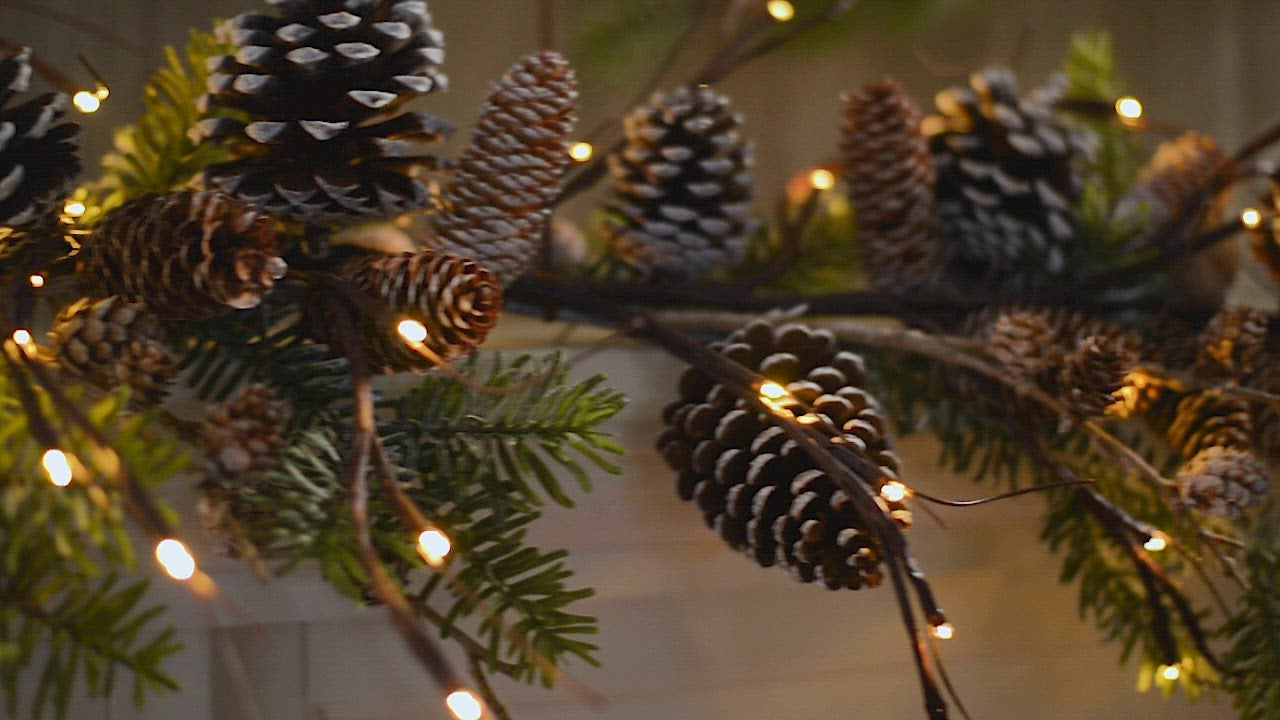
<box><xmin>1223</xmin><ymin>510</ymin><xmax>1280</xmax><ymax>720</ymax></box>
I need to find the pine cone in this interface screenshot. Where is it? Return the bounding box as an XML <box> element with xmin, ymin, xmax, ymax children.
<box><xmin>193</xmin><ymin>0</ymin><xmax>452</xmax><ymax>226</ymax></box>
<box><xmin>1060</xmin><ymin>334</ymin><xmax>1135</xmax><ymax>418</ymax></box>
<box><xmin>331</xmin><ymin>250</ymin><xmax>502</xmax><ymax>373</ymax></box>
<box><xmin>0</xmin><ymin>48</ymin><xmax>81</xmax><ymax>230</ymax></box>
<box><xmin>606</xmin><ymin>85</ymin><xmax>757</xmax><ymax>280</ymax></box>
<box><xmin>202</xmin><ymin>383</ymin><xmax>291</xmax><ymax>478</ymax></box>
<box><xmin>985</xmin><ymin>310</ymin><xmax>1060</xmax><ymax>381</ymax></box>
<box><xmin>1166</xmin><ymin>391</ymin><xmax>1253</xmax><ymax>460</ymax></box>
<box><xmin>79</xmin><ymin>191</ymin><xmax>287</xmax><ymax>320</ymax></box>
<box><xmin>428</xmin><ymin>51</ymin><xmax>578</xmax><ymax>284</ymax></box>
<box><xmin>840</xmin><ymin>80</ymin><xmax>938</xmax><ymax>288</ymax></box>
<box><xmin>657</xmin><ymin>319</ymin><xmax>906</xmax><ymax>591</ymax></box>
<box><xmin>926</xmin><ymin>69</ymin><xmax>1085</xmax><ymax>290</ymax></box>
<box><xmin>1173</xmin><ymin>446</ymin><xmax>1271</xmax><ymax>520</ymax></box>
<box><xmin>48</xmin><ymin>296</ymin><xmax>174</xmax><ymax>404</ymax></box>
<box><xmin>1193</xmin><ymin>305</ymin><xmax>1268</xmax><ymax>379</ymax></box>
<box><xmin>1250</xmin><ymin>179</ymin><xmax>1280</xmax><ymax>283</ymax></box>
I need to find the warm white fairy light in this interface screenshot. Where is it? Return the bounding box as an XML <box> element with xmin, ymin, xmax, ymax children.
<box><xmin>568</xmin><ymin>141</ymin><xmax>593</xmax><ymax>162</ymax></box>
<box><xmin>72</xmin><ymin>90</ymin><xmax>101</xmax><ymax>114</ymax></box>
<box><xmin>880</xmin><ymin>480</ymin><xmax>908</xmax><ymax>503</ymax></box>
<box><xmin>11</xmin><ymin>329</ymin><xmax>32</xmax><ymax>347</ymax></box>
<box><xmin>931</xmin><ymin>621</ymin><xmax>954</xmax><ymax>640</ymax></box>
<box><xmin>758</xmin><ymin>381</ymin><xmax>788</xmax><ymax>400</ymax></box>
<box><xmin>42</xmin><ymin>449</ymin><xmax>72</xmax><ymax>487</ymax></box>
<box><xmin>28</xmin><ymin>274</ymin><xmax>44</xmax><ymax>288</ymax></box>
<box><xmin>94</xmin><ymin>85</ymin><xmax>109</xmax><ymax>101</ymax></box>
<box><xmin>1143</xmin><ymin>531</ymin><xmax>1170</xmax><ymax>553</ymax></box>
<box><xmin>766</xmin><ymin>0</ymin><xmax>795</xmax><ymax>21</ymax></box>
<box><xmin>1241</xmin><ymin>207</ymin><xmax>1263</xmax><ymax>230</ymax></box>
<box><xmin>155</xmin><ymin>539</ymin><xmax>197</xmax><ymax>581</ymax></box>
<box><xmin>397</xmin><ymin>318</ymin><xmax>428</xmax><ymax>344</ymax></box>
<box><xmin>809</xmin><ymin>168</ymin><xmax>836</xmax><ymax>190</ymax></box>
<box><xmin>1160</xmin><ymin>663</ymin><xmax>1181</xmax><ymax>681</ymax></box>
<box><xmin>445</xmin><ymin>689</ymin><xmax>484</xmax><ymax>720</ymax></box>
<box><xmin>63</xmin><ymin>200</ymin><xmax>86</xmax><ymax>218</ymax></box>
<box><xmin>417</xmin><ymin>528</ymin><xmax>452</xmax><ymax>567</ymax></box>
<box><xmin>1115</xmin><ymin>96</ymin><xmax>1143</xmax><ymax>121</ymax></box>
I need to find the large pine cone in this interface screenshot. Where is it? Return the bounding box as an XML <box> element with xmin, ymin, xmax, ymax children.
<box><xmin>193</xmin><ymin>0</ymin><xmax>452</xmax><ymax>225</ymax></box>
<box><xmin>840</xmin><ymin>81</ymin><xmax>939</xmax><ymax>288</ymax></box>
<box><xmin>1060</xmin><ymin>334</ymin><xmax>1136</xmax><ymax>418</ymax></box>
<box><xmin>657</xmin><ymin>319</ymin><xmax>907</xmax><ymax>591</ymax></box>
<box><xmin>1166</xmin><ymin>391</ymin><xmax>1253</xmax><ymax>460</ymax></box>
<box><xmin>331</xmin><ymin>250</ymin><xmax>502</xmax><ymax>373</ymax></box>
<box><xmin>202</xmin><ymin>383</ymin><xmax>291</xmax><ymax>479</ymax></box>
<box><xmin>1173</xmin><ymin>446</ymin><xmax>1271</xmax><ymax>520</ymax></box>
<box><xmin>47</xmin><ymin>296</ymin><xmax>174</xmax><ymax>404</ymax></box>
<box><xmin>80</xmin><ymin>190</ymin><xmax>287</xmax><ymax>320</ymax></box>
<box><xmin>926</xmin><ymin>69</ymin><xmax>1085</xmax><ymax>290</ymax></box>
<box><xmin>0</xmin><ymin>48</ymin><xmax>81</xmax><ymax>230</ymax></box>
<box><xmin>606</xmin><ymin>85</ymin><xmax>757</xmax><ymax>280</ymax></box>
<box><xmin>1193</xmin><ymin>305</ymin><xmax>1268</xmax><ymax>380</ymax></box>
<box><xmin>428</xmin><ymin>51</ymin><xmax>577</xmax><ymax>284</ymax></box>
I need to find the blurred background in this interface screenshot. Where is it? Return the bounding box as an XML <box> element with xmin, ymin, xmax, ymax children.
<box><xmin>4</xmin><ymin>1</ymin><xmax>1274</xmax><ymax>718</ymax></box>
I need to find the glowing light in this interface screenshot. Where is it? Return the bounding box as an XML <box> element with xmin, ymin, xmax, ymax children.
<box><xmin>759</xmin><ymin>381</ymin><xmax>787</xmax><ymax>400</ymax></box>
<box><xmin>808</xmin><ymin>168</ymin><xmax>836</xmax><ymax>190</ymax></box>
<box><xmin>445</xmin><ymin>689</ymin><xmax>484</xmax><ymax>720</ymax></box>
<box><xmin>568</xmin><ymin>142</ymin><xmax>593</xmax><ymax>162</ymax></box>
<box><xmin>766</xmin><ymin>0</ymin><xmax>795</xmax><ymax>21</ymax></box>
<box><xmin>1143</xmin><ymin>532</ymin><xmax>1169</xmax><ymax>553</ymax></box>
<box><xmin>1160</xmin><ymin>664</ymin><xmax>1181</xmax><ymax>681</ymax></box>
<box><xmin>72</xmin><ymin>90</ymin><xmax>101</xmax><ymax>114</ymax></box>
<box><xmin>880</xmin><ymin>481</ymin><xmax>908</xmax><ymax>503</ymax></box>
<box><xmin>1241</xmin><ymin>207</ymin><xmax>1263</xmax><ymax>229</ymax></box>
<box><xmin>155</xmin><ymin>539</ymin><xmax>196</xmax><ymax>581</ymax></box>
<box><xmin>42</xmin><ymin>449</ymin><xmax>72</xmax><ymax>487</ymax></box>
<box><xmin>397</xmin><ymin>319</ymin><xmax>428</xmax><ymax>344</ymax></box>
<box><xmin>931</xmin><ymin>622</ymin><xmax>954</xmax><ymax>640</ymax></box>
<box><xmin>11</xmin><ymin>329</ymin><xmax>32</xmax><ymax>346</ymax></box>
<box><xmin>417</xmin><ymin>528</ymin><xmax>452</xmax><ymax>567</ymax></box>
<box><xmin>63</xmin><ymin>200</ymin><xmax>86</xmax><ymax>218</ymax></box>
<box><xmin>28</xmin><ymin>274</ymin><xmax>44</xmax><ymax>288</ymax></box>
<box><xmin>94</xmin><ymin>85</ymin><xmax>110</xmax><ymax>100</ymax></box>
<box><xmin>1115</xmin><ymin>96</ymin><xmax>1143</xmax><ymax>121</ymax></box>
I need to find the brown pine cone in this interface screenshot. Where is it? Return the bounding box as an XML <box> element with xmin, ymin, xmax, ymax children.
<box><xmin>428</xmin><ymin>51</ymin><xmax>578</xmax><ymax>284</ymax></box>
<box><xmin>1250</xmin><ymin>180</ymin><xmax>1280</xmax><ymax>282</ymax></box>
<box><xmin>840</xmin><ymin>80</ymin><xmax>938</xmax><ymax>288</ymax></box>
<box><xmin>1173</xmin><ymin>446</ymin><xmax>1271</xmax><ymax>519</ymax></box>
<box><xmin>332</xmin><ymin>250</ymin><xmax>503</xmax><ymax>373</ymax></box>
<box><xmin>48</xmin><ymin>296</ymin><xmax>174</xmax><ymax>404</ymax></box>
<box><xmin>1060</xmin><ymin>334</ymin><xmax>1136</xmax><ymax>418</ymax></box>
<box><xmin>79</xmin><ymin>191</ymin><xmax>287</xmax><ymax>320</ymax></box>
<box><xmin>1193</xmin><ymin>305</ymin><xmax>1268</xmax><ymax>380</ymax></box>
<box><xmin>985</xmin><ymin>310</ymin><xmax>1061</xmax><ymax>381</ymax></box>
<box><xmin>1166</xmin><ymin>391</ymin><xmax>1253</xmax><ymax>460</ymax></box>
<box><xmin>202</xmin><ymin>384</ymin><xmax>291</xmax><ymax>479</ymax></box>
<box><xmin>657</xmin><ymin>319</ymin><xmax>906</xmax><ymax>591</ymax></box>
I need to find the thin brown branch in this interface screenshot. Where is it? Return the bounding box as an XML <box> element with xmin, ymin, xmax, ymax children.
<box><xmin>0</xmin><ymin>1</ymin><xmax>149</xmax><ymax>59</ymax></box>
<box><xmin>468</xmin><ymin>654</ymin><xmax>513</xmax><ymax>720</ymax></box>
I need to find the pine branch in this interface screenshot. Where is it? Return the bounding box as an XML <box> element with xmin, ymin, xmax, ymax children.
<box><xmin>1223</xmin><ymin>510</ymin><xmax>1280</xmax><ymax>720</ymax></box>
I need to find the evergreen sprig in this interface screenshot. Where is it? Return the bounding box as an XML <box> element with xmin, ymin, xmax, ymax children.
<box><xmin>1223</xmin><ymin>510</ymin><xmax>1280</xmax><ymax>720</ymax></box>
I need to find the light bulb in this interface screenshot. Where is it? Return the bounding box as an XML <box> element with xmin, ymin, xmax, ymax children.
<box><xmin>766</xmin><ymin>0</ymin><xmax>795</xmax><ymax>21</ymax></box>
<box><xmin>880</xmin><ymin>481</ymin><xmax>908</xmax><ymax>503</ymax></box>
<box><xmin>28</xmin><ymin>274</ymin><xmax>44</xmax><ymax>288</ymax></box>
<box><xmin>1241</xmin><ymin>207</ymin><xmax>1263</xmax><ymax>230</ymax></box>
<box><xmin>11</xmin><ymin>329</ymin><xmax>32</xmax><ymax>346</ymax></box>
<box><xmin>397</xmin><ymin>319</ymin><xmax>428</xmax><ymax>344</ymax></box>
<box><xmin>1115</xmin><ymin>96</ymin><xmax>1143</xmax><ymax>121</ymax></box>
<box><xmin>63</xmin><ymin>200</ymin><xmax>86</xmax><ymax>218</ymax></box>
<box><xmin>94</xmin><ymin>85</ymin><xmax>110</xmax><ymax>100</ymax></box>
<box><xmin>758</xmin><ymin>381</ymin><xmax>787</xmax><ymax>400</ymax></box>
<box><xmin>417</xmin><ymin>528</ymin><xmax>452</xmax><ymax>567</ymax></box>
<box><xmin>72</xmin><ymin>90</ymin><xmax>101</xmax><ymax>114</ymax></box>
<box><xmin>931</xmin><ymin>622</ymin><xmax>954</xmax><ymax>640</ymax></box>
<box><xmin>155</xmin><ymin>539</ymin><xmax>196</xmax><ymax>581</ymax></box>
<box><xmin>568</xmin><ymin>142</ymin><xmax>593</xmax><ymax>162</ymax></box>
<box><xmin>42</xmin><ymin>449</ymin><xmax>72</xmax><ymax>487</ymax></box>
<box><xmin>1160</xmin><ymin>664</ymin><xmax>1181</xmax><ymax>681</ymax></box>
<box><xmin>1143</xmin><ymin>532</ymin><xmax>1169</xmax><ymax>553</ymax></box>
<box><xmin>809</xmin><ymin>168</ymin><xmax>836</xmax><ymax>190</ymax></box>
<box><xmin>445</xmin><ymin>689</ymin><xmax>484</xmax><ymax>720</ymax></box>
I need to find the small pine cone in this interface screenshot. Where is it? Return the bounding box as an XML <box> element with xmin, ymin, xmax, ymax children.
<box><xmin>985</xmin><ymin>310</ymin><xmax>1061</xmax><ymax>381</ymax></box>
<box><xmin>0</xmin><ymin>48</ymin><xmax>82</xmax><ymax>229</ymax></box>
<box><xmin>1121</xmin><ymin>133</ymin><xmax>1231</xmax><ymax>238</ymax></box>
<box><xmin>333</xmin><ymin>250</ymin><xmax>502</xmax><ymax>373</ymax></box>
<box><xmin>202</xmin><ymin>384</ymin><xmax>291</xmax><ymax>479</ymax></box>
<box><xmin>1060</xmin><ymin>334</ymin><xmax>1136</xmax><ymax>418</ymax></box>
<box><xmin>1193</xmin><ymin>305</ymin><xmax>1268</xmax><ymax>379</ymax></box>
<box><xmin>606</xmin><ymin>85</ymin><xmax>757</xmax><ymax>280</ymax></box>
<box><xmin>839</xmin><ymin>80</ymin><xmax>939</xmax><ymax>288</ymax></box>
<box><xmin>193</xmin><ymin>0</ymin><xmax>451</xmax><ymax>225</ymax></box>
<box><xmin>1166</xmin><ymin>391</ymin><xmax>1253</xmax><ymax>460</ymax></box>
<box><xmin>657</xmin><ymin>319</ymin><xmax>906</xmax><ymax>591</ymax></box>
<box><xmin>48</xmin><ymin>296</ymin><xmax>174</xmax><ymax>403</ymax></box>
<box><xmin>80</xmin><ymin>191</ymin><xmax>287</xmax><ymax>320</ymax></box>
<box><xmin>1173</xmin><ymin>446</ymin><xmax>1271</xmax><ymax>520</ymax></box>
<box><xmin>428</xmin><ymin>51</ymin><xmax>578</xmax><ymax>284</ymax></box>
<box><xmin>1250</xmin><ymin>179</ymin><xmax>1280</xmax><ymax>283</ymax></box>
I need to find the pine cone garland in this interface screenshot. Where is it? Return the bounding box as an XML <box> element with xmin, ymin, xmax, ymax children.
<box><xmin>202</xmin><ymin>383</ymin><xmax>291</xmax><ymax>478</ymax></box>
<box><xmin>332</xmin><ymin>250</ymin><xmax>502</xmax><ymax>373</ymax></box>
<box><xmin>926</xmin><ymin>69</ymin><xmax>1085</xmax><ymax>289</ymax></box>
<box><xmin>1060</xmin><ymin>334</ymin><xmax>1136</xmax><ymax>418</ymax></box>
<box><xmin>985</xmin><ymin>310</ymin><xmax>1060</xmax><ymax>381</ymax></box>
<box><xmin>606</xmin><ymin>85</ymin><xmax>757</xmax><ymax>280</ymax></box>
<box><xmin>79</xmin><ymin>191</ymin><xmax>287</xmax><ymax>320</ymax></box>
<box><xmin>1193</xmin><ymin>305</ymin><xmax>1268</xmax><ymax>379</ymax></box>
<box><xmin>193</xmin><ymin>0</ymin><xmax>452</xmax><ymax>225</ymax></box>
<box><xmin>48</xmin><ymin>296</ymin><xmax>174</xmax><ymax>404</ymax></box>
<box><xmin>1173</xmin><ymin>446</ymin><xmax>1271</xmax><ymax>519</ymax></box>
<box><xmin>428</xmin><ymin>51</ymin><xmax>578</xmax><ymax>284</ymax></box>
<box><xmin>0</xmin><ymin>48</ymin><xmax>82</xmax><ymax>230</ymax></box>
<box><xmin>840</xmin><ymin>81</ymin><xmax>938</xmax><ymax>288</ymax></box>
<box><xmin>657</xmin><ymin>319</ymin><xmax>906</xmax><ymax>591</ymax></box>
<box><xmin>1166</xmin><ymin>391</ymin><xmax>1253</xmax><ymax>460</ymax></box>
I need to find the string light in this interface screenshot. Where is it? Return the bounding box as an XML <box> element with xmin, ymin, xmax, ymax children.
<box><xmin>28</xmin><ymin>274</ymin><xmax>44</xmax><ymax>288</ymax></box>
<box><xmin>397</xmin><ymin>318</ymin><xmax>429</xmax><ymax>344</ymax></box>
<box><xmin>155</xmin><ymin>539</ymin><xmax>197</xmax><ymax>581</ymax></box>
<box><xmin>766</xmin><ymin>0</ymin><xmax>795</xmax><ymax>21</ymax></box>
<box><xmin>417</xmin><ymin>528</ymin><xmax>452</xmax><ymax>567</ymax></box>
<box><xmin>880</xmin><ymin>480</ymin><xmax>908</xmax><ymax>503</ymax></box>
<box><xmin>63</xmin><ymin>200</ymin><xmax>86</xmax><ymax>218</ymax></box>
<box><xmin>94</xmin><ymin>85</ymin><xmax>110</xmax><ymax>101</ymax></box>
<box><xmin>11</xmin><ymin>329</ymin><xmax>33</xmax><ymax>347</ymax></box>
<box><xmin>1241</xmin><ymin>207</ymin><xmax>1263</xmax><ymax>230</ymax></box>
<box><xmin>809</xmin><ymin>168</ymin><xmax>836</xmax><ymax>190</ymax></box>
<box><xmin>931</xmin><ymin>621</ymin><xmax>955</xmax><ymax>640</ymax></box>
<box><xmin>42</xmin><ymin>449</ymin><xmax>72</xmax><ymax>487</ymax></box>
<box><xmin>758</xmin><ymin>381</ymin><xmax>788</xmax><ymax>400</ymax></box>
<box><xmin>568</xmin><ymin>142</ymin><xmax>593</xmax><ymax>162</ymax></box>
<box><xmin>1115</xmin><ymin>96</ymin><xmax>1143</xmax><ymax>122</ymax></box>
<box><xmin>72</xmin><ymin>90</ymin><xmax>101</xmax><ymax>114</ymax></box>
<box><xmin>1143</xmin><ymin>531</ymin><xmax>1169</xmax><ymax>553</ymax></box>
<box><xmin>1160</xmin><ymin>664</ymin><xmax>1181</xmax><ymax>681</ymax></box>
<box><xmin>445</xmin><ymin>689</ymin><xmax>484</xmax><ymax>720</ymax></box>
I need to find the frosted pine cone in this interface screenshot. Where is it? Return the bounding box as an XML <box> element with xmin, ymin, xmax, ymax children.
<box><xmin>0</xmin><ymin>48</ymin><xmax>81</xmax><ymax>230</ymax></box>
<box><xmin>1060</xmin><ymin>334</ymin><xmax>1136</xmax><ymax>418</ymax></box>
<box><xmin>985</xmin><ymin>310</ymin><xmax>1060</xmax><ymax>381</ymax></box>
<box><xmin>202</xmin><ymin>383</ymin><xmax>291</xmax><ymax>478</ymax></box>
<box><xmin>48</xmin><ymin>296</ymin><xmax>174</xmax><ymax>404</ymax></box>
<box><xmin>1173</xmin><ymin>446</ymin><xmax>1271</xmax><ymax>519</ymax></box>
